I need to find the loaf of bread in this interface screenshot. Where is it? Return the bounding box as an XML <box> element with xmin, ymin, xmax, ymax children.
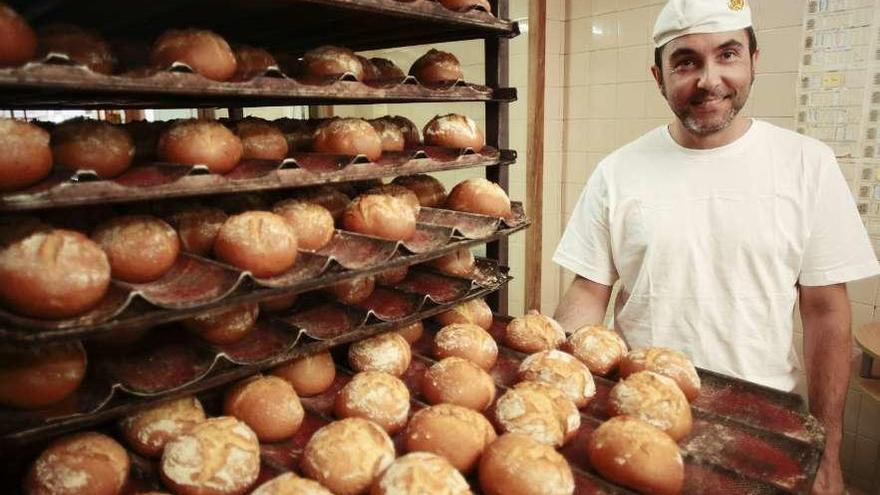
<box><xmin>422</xmin><ymin>356</ymin><xmax>496</xmax><ymax>411</ymax></box>
<box><xmin>371</xmin><ymin>452</ymin><xmax>471</xmax><ymax>495</ymax></box>
<box><xmin>335</xmin><ymin>370</ymin><xmax>411</xmax><ymax>434</ymax></box>
<box><xmin>404</xmin><ymin>403</ymin><xmax>497</xmax><ymax>474</ymax></box>
<box><xmin>620</xmin><ymin>347</ymin><xmax>701</xmax><ymax>401</ymax></box>
<box><xmin>348</xmin><ymin>332</ymin><xmax>412</xmax><ymax>376</ymax></box>
<box><xmin>478</xmin><ymin>433</ymin><xmax>574</xmax><ymax>495</ymax></box>
<box><xmin>517</xmin><ymin>350</ymin><xmax>595</xmax><ymax>408</ymax></box>
<box><xmin>563</xmin><ymin>324</ymin><xmax>628</xmax><ymax>376</ymax></box>
<box><xmin>25</xmin><ymin>431</ymin><xmax>130</xmax><ymax>495</ymax></box>
<box><xmin>119</xmin><ymin>396</ymin><xmax>206</xmax><ymax>457</ymax></box>
<box><xmin>607</xmin><ymin>370</ymin><xmax>692</xmax><ymax>441</ymax></box>
<box><xmin>504</xmin><ymin>310</ymin><xmax>566</xmax><ymax>353</ymax></box>
<box><xmin>432</xmin><ymin>323</ymin><xmax>497</xmax><ymax>370</ymax></box>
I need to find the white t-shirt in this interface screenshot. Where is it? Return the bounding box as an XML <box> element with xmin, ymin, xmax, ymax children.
<box><xmin>554</xmin><ymin>119</ymin><xmax>880</xmax><ymax>391</ymax></box>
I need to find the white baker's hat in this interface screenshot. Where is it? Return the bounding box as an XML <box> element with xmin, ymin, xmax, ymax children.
<box><xmin>652</xmin><ymin>0</ymin><xmax>752</xmax><ymax>47</ymax></box>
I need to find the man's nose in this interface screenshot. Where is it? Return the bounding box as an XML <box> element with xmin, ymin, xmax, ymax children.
<box><xmin>696</xmin><ymin>61</ymin><xmax>721</xmax><ymax>91</ymax></box>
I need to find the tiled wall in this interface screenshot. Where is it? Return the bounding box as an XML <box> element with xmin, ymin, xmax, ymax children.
<box><xmin>557</xmin><ymin>0</ymin><xmax>880</xmax><ymax>490</ymax></box>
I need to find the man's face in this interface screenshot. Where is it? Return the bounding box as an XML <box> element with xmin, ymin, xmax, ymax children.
<box><xmin>652</xmin><ymin>30</ymin><xmax>758</xmax><ymax>136</ymax></box>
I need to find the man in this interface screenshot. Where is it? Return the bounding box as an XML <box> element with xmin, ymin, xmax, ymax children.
<box><xmin>552</xmin><ymin>1</ymin><xmax>879</xmax><ymax>494</ymax></box>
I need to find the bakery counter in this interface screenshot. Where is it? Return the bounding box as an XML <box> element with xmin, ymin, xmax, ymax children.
<box><xmin>0</xmin><ymin>203</ymin><xmax>527</xmax><ymax>343</ymax></box>
<box><xmin>0</xmin><ymin>142</ymin><xmax>514</xmax><ymax>211</ymax></box>
<box><xmin>0</xmin><ymin>261</ymin><xmax>510</xmax><ymax>447</ymax></box>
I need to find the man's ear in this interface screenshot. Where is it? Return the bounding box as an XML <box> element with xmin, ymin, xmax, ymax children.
<box><xmin>650</xmin><ymin>65</ymin><xmax>665</xmax><ymax>97</ymax></box>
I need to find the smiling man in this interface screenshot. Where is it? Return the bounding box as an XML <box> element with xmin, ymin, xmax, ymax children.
<box><xmin>552</xmin><ymin>1</ymin><xmax>879</xmax><ymax>494</ymax></box>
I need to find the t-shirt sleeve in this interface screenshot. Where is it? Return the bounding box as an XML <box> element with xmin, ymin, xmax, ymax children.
<box><xmin>553</xmin><ymin>164</ymin><xmax>618</xmax><ymax>286</ymax></box>
<box><xmin>799</xmin><ymin>148</ymin><xmax>880</xmax><ymax>286</ymax></box>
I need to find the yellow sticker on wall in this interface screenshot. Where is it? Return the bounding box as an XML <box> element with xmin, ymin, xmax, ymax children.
<box><xmin>822</xmin><ymin>71</ymin><xmax>843</xmax><ymax>89</ymax></box>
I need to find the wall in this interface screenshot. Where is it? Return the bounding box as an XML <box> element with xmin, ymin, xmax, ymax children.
<box><xmin>559</xmin><ymin>0</ymin><xmax>880</xmax><ymax>491</ymax></box>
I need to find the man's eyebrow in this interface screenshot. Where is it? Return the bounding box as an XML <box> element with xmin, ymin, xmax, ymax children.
<box><xmin>717</xmin><ymin>39</ymin><xmax>745</xmax><ymax>50</ymax></box>
<box><xmin>667</xmin><ymin>39</ymin><xmax>745</xmax><ymax>60</ymax></box>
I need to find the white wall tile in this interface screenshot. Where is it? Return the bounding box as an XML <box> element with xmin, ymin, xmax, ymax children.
<box><xmin>589</xmin><ymin>49</ymin><xmax>619</xmax><ymax>85</ymax></box>
<box><xmin>588</xmin><ymin>84</ymin><xmax>618</xmax><ymax>118</ymax></box>
<box><xmin>617</xmin><ymin>6</ymin><xmax>653</xmax><ymax>47</ymax></box>
<box><xmin>591</xmin><ymin>14</ymin><xmax>620</xmax><ymax>51</ymax></box>
<box><xmin>617</xmin><ymin>45</ymin><xmax>651</xmax><ymax>82</ymax></box>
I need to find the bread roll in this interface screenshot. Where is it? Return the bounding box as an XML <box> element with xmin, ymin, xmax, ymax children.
<box><xmin>233</xmin><ymin>45</ymin><xmax>277</xmax><ymax>79</ymax></box>
<box><xmin>364</xmin><ymin>184</ymin><xmax>420</xmax><ymax>216</ymax></box>
<box><xmin>273</xmin><ymin>199</ymin><xmax>335</xmax><ymax>251</ymax></box>
<box><xmin>386</xmin><ymin>116</ymin><xmax>421</xmax><ymax>147</ymax></box>
<box><xmin>368</xmin><ymin>58</ymin><xmax>405</xmax><ymax>81</ymax></box>
<box><xmin>224</xmin><ymin>375</ymin><xmax>304</xmax><ymax>442</ymax></box>
<box><xmin>0</xmin><ymin>224</ymin><xmax>110</xmax><ymax>319</ymax></box>
<box><xmin>214</xmin><ymin>211</ymin><xmax>298</xmax><ymax>278</ymax></box>
<box><xmin>301</xmin><ymin>417</ymin><xmax>395</xmax><ymax>495</ymax></box>
<box><xmin>478</xmin><ymin>434</ymin><xmax>574</xmax><ymax>495</ymax></box>
<box><xmin>404</xmin><ymin>403</ymin><xmax>497</xmax><ymax>474</ymax></box>
<box><xmin>252</xmin><ymin>473</ymin><xmax>333</xmax><ymax>495</ymax></box>
<box><xmin>392</xmin><ymin>174</ymin><xmax>446</xmax><ymax>208</ymax></box>
<box><xmin>446</xmin><ymin>178</ymin><xmax>511</xmax><ymax>217</ymax></box>
<box><xmin>422</xmin><ymin>356</ymin><xmax>496</xmax><ymax>411</ymax></box>
<box><xmin>0</xmin><ymin>341</ymin><xmax>86</xmax><ymax>409</ymax></box>
<box><xmin>335</xmin><ymin>370</ymin><xmax>411</xmax><ymax>434</ymax></box>
<box><xmin>92</xmin><ymin>215</ymin><xmax>180</xmax><ymax>283</ymax></box>
<box><xmin>620</xmin><ymin>347</ymin><xmax>701</xmax><ymax>401</ymax></box>
<box><xmin>275</xmin><ymin>118</ymin><xmax>316</xmax><ymax>152</ymax></box>
<box><xmin>233</xmin><ymin>118</ymin><xmax>289</xmax><ymax>160</ymax></box>
<box><xmin>504</xmin><ymin>310</ymin><xmax>566</xmax><ymax>354</ymax></box>
<box><xmin>119</xmin><ymin>396</ymin><xmax>206</xmax><ymax>457</ymax></box>
<box><xmin>586</xmin><ymin>416</ymin><xmax>684</xmax><ymax>495</ymax></box>
<box><xmin>513</xmin><ymin>381</ymin><xmax>580</xmax><ymax>444</ymax></box>
<box><xmin>493</xmin><ymin>385</ymin><xmax>564</xmax><ymax>447</ymax></box>
<box><xmin>326</xmin><ymin>275</ymin><xmax>375</xmax><ymax>304</ymax></box>
<box><xmin>25</xmin><ymin>432</ymin><xmax>130</xmax><ymax>495</ymax></box>
<box><xmin>161</xmin><ymin>417</ymin><xmax>260</xmax><ymax>495</ymax></box>
<box><xmin>409</xmin><ymin>49</ymin><xmax>463</xmax><ymax>84</ymax></box>
<box><xmin>271</xmin><ymin>351</ymin><xmax>336</xmax><ymax>397</ymax></box>
<box><xmin>51</xmin><ymin>119</ymin><xmax>134</xmax><ymax>179</ymax></box>
<box><xmin>368</xmin><ymin>118</ymin><xmax>405</xmax><ymax>152</ymax></box>
<box><xmin>150</xmin><ymin>29</ymin><xmax>237</xmax><ymax>81</ymax></box>
<box><xmin>429</xmin><ymin>249</ymin><xmax>475</xmax><ymax>278</ymax></box>
<box><xmin>440</xmin><ymin>0</ymin><xmax>493</xmax><ymax>12</ymax></box>
<box><xmin>38</xmin><ymin>24</ymin><xmax>115</xmax><ymax>74</ymax></box>
<box><xmin>342</xmin><ymin>194</ymin><xmax>417</xmax><ymax>241</ymax></box>
<box><xmin>158</xmin><ymin>119</ymin><xmax>243</xmax><ymax>174</ymax></box>
<box><xmin>358</xmin><ymin>55</ymin><xmax>381</xmax><ymax>81</ymax></box>
<box><xmin>396</xmin><ymin>320</ymin><xmax>423</xmax><ymax>344</ymax></box>
<box><xmin>297</xmin><ymin>186</ymin><xmax>351</xmax><ymax>222</ymax></box>
<box><xmin>371</xmin><ymin>452</ymin><xmax>471</xmax><ymax>495</ymax></box>
<box><xmin>432</xmin><ymin>323</ymin><xmax>497</xmax><ymax>370</ymax></box>
<box><xmin>170</xmin><ymin>205</ymin><xmax>228</xmax><ymax>256</ymax></box>
<box><xmin>0</xmin><ymin>119</ymin><xmax>52</xmax><ymax>191</ymax></box>
<box><xmin>301</xmin><ymin>45</ymin><xmax>364</xmax><ymax>80</ymax></box>
<box><xmin>260</xmin><ymin>292</ymin><xmax>298</xmax><ymax>312</ymax></box>
<box><xmin>313</xmin><ymin>118</ymin><xmax>382</xmax><ymax>162</ymax></box>
<box><xmin>607</xmin><ymin>370</ymin><xmax>692</xmax><ymax>441</ymax></box>
<box><xmin>348</xmin><ymin>332</ymin><xmax>411</xmax><ymax>376</ymax></box>
<box><xmin>375</xmin><ymin>265</ymin><xmax>408</xmax><ymax>286</ymax></box>
<box><xmin>184</xmin><ymin>303</ymin><xmax>259</xmax><ymax>345</ymax></box>
<box><xmin>517</xmin><ymin>350</ymin><xmax>595</xmax><ymax>408</ymax></box>
<box><xmin>424</xmin><ymin>114</ymin><xmax>484</xmax><ymax>151</ymax></box>
<box><xmin>0</xmin><ymin>4</ymin><xmax>36</xmax><ymax>67</ymax></box>
<box><xmin>563</xmin><ymin>324</ymin><xmax>628</xmax><ymax>376</ymax></box>
<box><xmin>435</xmin><ymin>297</ymin><xmax>493</xmax><ymax>330</ymax></box>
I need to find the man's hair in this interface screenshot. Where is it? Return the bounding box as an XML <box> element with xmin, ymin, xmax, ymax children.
<box><xmin>653</xmin><ymin>26</ymin><xmax>758</xmax><ymax>73</ymax></box>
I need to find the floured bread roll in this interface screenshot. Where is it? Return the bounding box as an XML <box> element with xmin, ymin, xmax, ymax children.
<box><xmin>432</xmin><ymin>322</ymin><xmax>498</xmax><ymax>370</ymax></box>
<box><xmin>435</xmin><ymin>297</ymin><xmax>493</xmax><ymax>330</ymax></box>
<box><xmin>335</xmin><ymin>370</ymin><xmax>411</xmax><ymax>434</ymax></box>
<box><xmin>404</xmin><ymin>403</ymin><xmax>497</xmax><ymax>474</ymax></box>
<box><xmin>251</xmin><ymin>473</ymin><xmax>333</xmax><ymax>495</ymax></box>
<box><xmin>25</xmin><ymin>431</ymin><xmax>130</xmax><ymax>495</ymax></box>
<box><xmin>607</xmin><ymin>370</ymin><xmax>692</xmax><ymax>441</ymax></box>
<box><xmin>587</xmin><ymin>416</ymin><xmax>684</xmax><ymax>495</ymax></box>
<box><xmin>422</xmin><ymin>356</ymin><xmax>496</xmax><ymax>411</ymax></box>
<box><xmin>160</xmin><ymin>416</ymin><xmax>260</xmax><ymax>495</ymax></box>
<box><xmin>371</xmin><ymin>452</ymin><xmax>471</xmax><ymax>495</ymax></box>
<box><xmin>511</xmin><ymin>381</ymin><xmax>580</xmax><ymax>444</ymax></box>
<box><xmin>504</xmin><ymin>310</ymin><xmax>566</xmax><ymax>353</ymax></box>
<box><xmin>119</xmin><ymin>396</ymin><xmax>206</xmax><ymax>457</ymax></box>
<box><xmin>563</xmin><ymin>324</ymin><xmax>628</xmax><ymax>376</ymax></box>
<box><xmin>223</xmin><ymin>375</ymin><xmax>304</xmax><ymax>442</ymax></box>
<box><xmin>620</xmin><ymin>347</ymin><xmax>701</xmax><ymax>401</ymax></box>
<box><xmin>423</xmin><ymin>114</ymin><xmax>483</xmax><ymax>151</ymax></box>
<box><xmin>348</xmin><ymin>332</ymin><xmax>412</xmax><ymax>376</ymax></box>
<box><xmin>271</xmin><ymin>351</ymin><xmax>336</xmax><ymax>397</ymax></box>
<box><xmin>493</xmin><ymin>385</ymin><xmax>564</xmax><ymax>447</ymax></box>
<box><xmin>301</xmin><ymin>417</ymin><xmax>395</xmax><ymax>495</ymax></box>
<box><xmin>478</xmin><ymin>433</ymin><xmax>574</xmax><ymax>495</ymax></box>
<box><xmin>517</xmin><ymin>350</ymin><xmax>595</xmax><ymax>408</ymax></box>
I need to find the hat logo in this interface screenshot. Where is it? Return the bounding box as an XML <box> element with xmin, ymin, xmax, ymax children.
<box><xmin>728</xmin><ymin>0</ymin><xmax>745</xmax><ymax>11</ymax></box>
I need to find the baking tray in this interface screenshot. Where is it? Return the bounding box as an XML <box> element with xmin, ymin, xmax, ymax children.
<box><xmin>0</xmin><ymin>203</ymin><xmax>527</xmax><ymax>343</ymax></box>
<box><xmin>0</xmin><ymin>145</ymin><xmax>515</xmax><ymax>211</ymax></box>
<box><xmin>0</xmin><ymin>263</ymin><xmax>511</xmax><ymax>447</ymax></box>
<box><xmin>9</xmin><ymin>0</ymin><xmax>518</xmax><ymax>56</ymax></box>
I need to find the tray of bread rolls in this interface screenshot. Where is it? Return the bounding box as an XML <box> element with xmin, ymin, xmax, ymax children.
<box><xmin>0</xmin><ymin>258</ymin><xmax>511</xmax><ymax>446</ymax></box>
<box><xmin>5</xmin><ymin>308</ymin><xmax>823</xmax><ymax>495</ymax></box>
<box><xmin>0</xmin><ymin>4</ymin><xmax>517</xmax><ymax>110</ymax></box>
<box><xmin>0</xmin><ymin>113</ymin><xmax>515</xmax><ymax>211</ymax></box>
<box><xmin>0</xmin><ymin>171</ymin><xmax>527</xmax><ymax>342</ymax></box>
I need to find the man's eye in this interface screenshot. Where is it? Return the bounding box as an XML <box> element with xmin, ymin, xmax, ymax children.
<box><xmin>674</xmin><ymin>59</ymin><xmax>696</xmax><ymax>69</ymax></box>
<box><xmin>721</xmin><ymin>50</ymin><xmax>738</xmax><ymax>60</ymax></box>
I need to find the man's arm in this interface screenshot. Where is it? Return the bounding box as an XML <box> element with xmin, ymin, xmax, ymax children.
<box><xmin>553</xmin><ymin>276</ymin><xmax>613</xmax><ymax>333</ymax></box>
<box><xmin>799</xmin><ymin>283</ymin><xmax>850</xmax><ymax>495</ymax></box>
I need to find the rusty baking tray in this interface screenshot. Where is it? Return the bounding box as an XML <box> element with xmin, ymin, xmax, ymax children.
<box><xmin>0</xmin><ymin>146</ymin><xmax>515</xmax><ymax>211</ymax></box>
<box><xmin>0</xmin><ymin>265</ymin><xmax>510</xmax><ymax>446</ymax></box>
<box><xmin>9</xmin><ymin>0</ymin><xmax>517</xmax><ymax>57</ymax></box>
<box><xmin>468</xmin><ymin>315</ymin><xmax>824</xmax><ymax>494</ymax></box>
<box><xmin>0</xmin><ymin>203</ymin><xmax>527</xmax><ymax>343</ymax></box>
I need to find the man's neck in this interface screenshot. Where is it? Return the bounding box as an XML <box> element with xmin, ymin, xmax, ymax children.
<box><xmin>668</xmin><ymin>116</ymin><xmax>753</xmax><ymax>150</ymax></box>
